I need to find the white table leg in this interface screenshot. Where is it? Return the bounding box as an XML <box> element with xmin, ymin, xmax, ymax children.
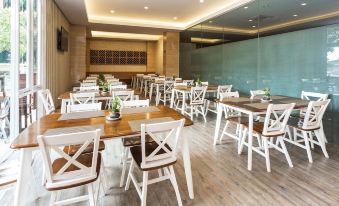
<box><xmin>213</xmin><ymin>103</ymin><xmax>223</xmax><ymax>145</ymax></box>
<box><xmin>181</xmin><ymin>91</ymin><xmax>186</xmax><ymax>114</ymax></box>
<box><xmin>170</xmin><ymin>89</ymin><xmax>175</xmax><ymax>108</ymax></box>
<box><xmin>248</xmin><ymin>113</ymin><xmax>253</xmax><ymax>171</ymax></box>
<box><xmin>149</xmin><ymin>83</ymin><xmax>153</xmax><ymax>100</ymax></box>
<box><xmin>182</xmin><ymin>136</ymin><xmax>194</xmax><ymax>199</ymax></box>
<box><xmin>14</xmin><ymin>148</ymin><xmax>34</xmax><ymax>206</ymax></box>
<box><xmin>61</xmin><ymin>99</ymin><xmax>69</xmax><ymax>113</ymax></box>
<box><xmin>156</xmin><ymin>85</ymin><xmax>160</xmax><ymax>106</ymax></box>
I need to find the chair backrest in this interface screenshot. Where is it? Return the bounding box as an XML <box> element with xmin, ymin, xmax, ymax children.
<box><xmin>38</xmin><ymin>89</ymin><xmax>55</xmax><ymax>115</ymax></box>
<box><xmin>164</xmin><ymin>81</ymin><xmax>175</xmax><ymax>94</ymax></box>
<box><xmin>68</xmin><ymin>102</ymin><xmax>102</xmax><ymax>113</ymax></box>
<box><xmin>109</xmin><ymin>81</ymin><xmax>123</xmax><ymax>87</ymax></box>
<box><xmin>165</xmin><ymin>76</ymin><xmax>173</xmax><ymax>81</ymax></box>
<box><xmin>183</xmin><ymin>80</ymin><xmax>194</xmax><ymax>86</ymax></box>
<box><xmin>174</xmin><ymin>82</ymin><xmax>187</xmax><ymax>87</ymax></box>
<box><xmin>110</xmin><ymin>85</ymin><xmax>127</xmax><ymax>91</ymax></box>
<box><xmin>175</xmin><ymin>78</ymin><xmax>182</xmax><ymax>81</ymax></box>
<box><xmin>201</xmin><ymin>81</ymin><xmax>209</xmax><ymax>86</ymax></box>
<box><xmin>121</xmin><ymin>99</ymin><xmax>150</xmax><ymax>108</ymax></box>
<box><xmin>89</xmin><ymin>74</ymin><xmax>99</xmax><ymax>77</ymax></box>
<box><xmin>262</xmin><ymin>103</ymin><xmax>295</xmax><ymax>137</ymax></box>
<box><xmin>83</xmin><ymin>79</ymin><xmax>97</xmax><ymax>83</ymax></box>
<box><xmin>250</xmin><ymin>90</ymin><xmax>265</xmax><ymax>99</ymax></box>
<box><xmin>80</xmin><ymin>83</ymin><xmax>97</xmax><ymax>87</ymax></box>
<box><xmin>302</xmin><ymin>100</ymin><xmax>330</xmax><ymax>130</ymax></box>
<box><xmin>85</xmin><ymin>77</ymin><xmax>97</xmax><ymax>80</ymax></box>
<box><xmin>0</xmin><ymin>96</ymin><xmax>10</xmax><ymax>117</ymax></box>
<box><xmin>104</xmin><ymin>74</ymin><xmax>113</xmax><ymax>78</ymax></box>
<box><xmin>217</xmin><ymin>85</ymin><xmax>232</xmax><ymax>98</ymax></box>
<box><xmin>37</xmin><ymin>129</ymin><xmax>101</xmax><ymax>188</ymax></box>
<box><xmin>112</xmin><ymin>90</ymin><xmax>134</xmax><ymax>102</ymax></box>
<box><xmin>301</xmin><ymin>91</ymin><xmax>328</xmax><ymax>101</ymax></box>
<box><xmin>219</xmin><ymin>91</ymin><xmax>239</xmax><ymax>101</ymax></box>
<box><xmin>155</xmin><ymin>78</ymin><xmax>165</xmax><ymax>84</ymax></box>
<box><xmin>190</xmin><ymin>86</ymin><xmax>207</xmax><ymax>104</ymax></box>
<box><xmin>70</xmin><ymin>92</ymin><xmax>96</xmax><ymax>105</ymax></box>
<box><xmin>80</xmin><ymin>86</ymin><xmax>99</xmax><ymax>91</ymax></box>
<box><xmin>107</xmin><ymin>78</ymin><xmax>119</xmax><ymax>83</ymax></box>
<box><xmin>140</xmin><ymin>119</ymin><xmax>185</xmax><ymax>169</ymax></box>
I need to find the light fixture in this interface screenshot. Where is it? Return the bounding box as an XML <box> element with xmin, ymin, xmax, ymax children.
<box><xmin>144</xmin><ymin>6</ymin><xmax>149</xmax><ymax>10</ymax></box>
<box><xmin>209</xmin><ymin>20</ymin><xmax>213</xmax><ymax>23</ymax></box>
<box><xmin>91</xmin><ymin>31</ymin><xmax>162</xmax><ymax>41</ymax></box>
<box><xmin>252</xmin><ymin>25</ymin><xmax>256</xmax><ymax>28</ymax></box>
<box><xmin>173</xmin><ymin>17</ymin><xmax>178</xmax><ymax>20</ymax></box>
<box><xmin>244</xmin><ymin>6</ymin><xmax>248</xmax><ymax>9</ymax></box>
<box><xmin>110</xmin><ymin>10</ymin><xmax>115</xmax><ymax>14</ymax></box>
<box><xmin>293</xmin><ymin>14</ymin><xmax>298</xmax><ymax>17</ymax></box>
<box><xmin>191</xmin><ymin>37</ymin><xmax>224</xmax><ymax>44</ymax></box>
<box><xmin>200</xmin><ymin>0</ymin><xmax>204</xmax><ymax>3</ymax></box>
<box><xmin>248</xmin><ymin>19</ymin><xmax>253</xmax><ymax>22</ymax></box>
<box><xmin>301</xmin><ymin>3</ymin><xmax>307</xmax><ymax>6</ymax></box>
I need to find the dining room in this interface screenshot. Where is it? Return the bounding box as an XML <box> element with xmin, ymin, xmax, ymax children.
<box><xmin>1</xmin><ymin>0</ymin><xmax>339</xmax><ymax>206</ymax></box>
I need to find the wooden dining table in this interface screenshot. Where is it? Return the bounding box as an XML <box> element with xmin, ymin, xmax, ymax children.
<box><xmin>11</xmin><ymin>105</ymin><xmax>195</xmax><ymax>206</ymax></box>
<box><xmin>170</xmin><ymin>85</ymin><xmax>219</xmax><ymax>114</ymax></box>
<box><xmin>213</xmin><ymin>95</ymin><xmax>310</xmax><ymax>171</ymax></box>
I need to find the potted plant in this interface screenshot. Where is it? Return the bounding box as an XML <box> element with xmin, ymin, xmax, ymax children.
<box><xmin>110</xmin><ymin>96</ymin><xmax>121</xmax><ymax>119</ymax></box>
<box><xmin>195</xmin><ymin>77</ymin><xmax>202</xmax><ymax>87</ymax></box>
<box><xmin>261</xmin><ymin>87</ymin><xmax>271</xmax><ymax>102</ymax></box>
<box><xmin>101</xmin><ymin>82</ymin><xmax>109</xmax><ymax>95</ymax></box>
<box><xmin>98</xmin><ymin>74</ymin><xmax>106</xmax><ymax>91</ymax></box>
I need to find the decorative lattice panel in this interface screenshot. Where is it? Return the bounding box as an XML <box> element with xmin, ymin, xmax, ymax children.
<box><xmin>90</xmin><ymin>50</ymin><xmax>147</xmax><ymax>65</ymax></box>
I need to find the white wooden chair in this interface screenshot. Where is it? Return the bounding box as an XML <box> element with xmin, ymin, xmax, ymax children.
<box><xmin>110</xmin><ymin>84</ymin><xmax>127</xmax><ymax>91</ymax></box>
<box><xmin>158</xmin><ymin>81</ymin><xmax>174</xmax><ymax>106</ymax></box>
<box><xmin>285</xmin><ymin>100</ymin><xmax>330</xmax><ymax>163</ymax></box>
<box><xmin>109</xmin><ymin>81</ymin><xmax>123</xmax><ymax>87</ymax></box>
<box><xmin>80</xmin><ymin>86</ymin><xmax>99</xmax><ymax>91</ymax></box>
<box><xmin>201</xmin><ymin>81</ymin><xmax>209</xmax><ymax>86</ymax></box>
<box><xmin>89</xmin><ymin>74</ymin><xmax>99</xmax><ymax>77</ymax></box>
<box><xmin>119</xmin><ymin>99</ymin><xmax>151</xmax><ymax>187</ymax></box>
<box><xmin>125</xmin><ymin>119</ymin><xmax>185</xmax><ymax>206</ymax></box>
<box><xmin>239</xmin><ymin>103</ymin><xmax>295</xmax><ymax>172</ymax></box>
<box><xmin>184</xmin><ymin>86</ymin><xmax>207</xmax><ymax>122</ymax></box>
<box><xmin>183</xmin><ymin>80</ymin><xmax>194</xmax><ymax>86</ymax></box>
<box><xmin>113</xmin><ymin>90</ymin><xmax>134</xmax><ymax>102</ymax></box>
<box><xmin>68</xmin><ymin>102</ymin><xmax>102</xmax><ymax>113</ymax></box>
<box><xmin>174</xmin><ymin>82</ymin><xmax>187</xmax><ymax>87</ymax></box>
<box><xmin>205</xmin><ymin>85</ymin><xmax>233</xmax><ymax>115</ymax></box>
<box><xmin>86</xmin><ymin>77</ymin><xmax>97</xmax><ymax>80</ymax></box>
<box><xmin>175</xmin><ymin>78</ymin><xmax>182</xmax><ymax>82</ymax></box>
<box><xmin>83</xmin><ymin>79</ymin><xmax>97</xmax><ymax>84</ymax></box>
<box><xmin>37</xmin><ymin>129</ymin><xmax>102</xmax><ymax>206</ymax></box>
<box><xmin>0</xmin><ymin>160</ymin><xmax>19</xmax><ymax>196</ymax></box>
<box><xmin>70</xmin><ymin>92</ymin><xmax>96</xmax><ymax>105</ymax></box>
<box><xmin>80</xmin><ymin>83</ymin><xmax>97</xmax><ymax>88</ymax></box>
<box><xmin>38</xmin><ymin>89</ymin><xmax>55</xmax><ymax>115</ymax></box>
<box><xmin>0</xmin><ymin>97</ymin><xmax>10</xmax><ymax>140</ymax></box>
<box><xmin>250</xmin><ymin>90</ymin><xmax>265</xmax><ymax>99</ymax></box>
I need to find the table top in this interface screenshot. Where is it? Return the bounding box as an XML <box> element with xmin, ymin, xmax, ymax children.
<box><xmin>58</xmin><ymin>89</ymin><xmax>140</xmax><ymax>100</ymax></box>
<box><xmin>11</xmin><ymin>106</ymin><xmax>193</xmax><ymax>149</ymax></box>
<box><xmin>174</xmin><ymin>85</ymin><xmax>218</xmax><ymax>92</ymax></box>
<box><xmin>219</xmin><ymin>95</ymin><xmax>309</xmax><ymax>113</ymax></box>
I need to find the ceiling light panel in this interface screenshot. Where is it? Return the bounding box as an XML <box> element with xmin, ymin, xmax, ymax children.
<box><xmin>91</xmin><ymin>31</ymin><xmax>162</xmax><ymax>41</ymax></box>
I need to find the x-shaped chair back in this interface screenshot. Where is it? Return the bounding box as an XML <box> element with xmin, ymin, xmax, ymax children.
<box><xmin>263</xmin><ymin>103</ymin><xmax>295</xmax><ymax>137</ymax></box>
<box><xmin>164</xmin><ymin>81</ymin><xmax>174</xmax><ymax>94</ymax></box>
<box><xmin>183</xmin><ymin>80</ymin><xmax>194</xmax><ymax>86</ymax></box>
<box><xmin>250</xmin><ymin>90</ymin><xmax>265</xmax><ymax>99</ymax></box>
<box><xmin>70</xmin><ymin>92</ymin><xmax>96</xmax><ymax>105</ymax></box>
<box><xmin>121</xmin><ymin>99</ymin><xmax>149</xmax><ymax>108</ymax></box>
<box><xmin>140</xmin><ymin>119</ymin><xmax>185</xmax><ymax>169</ymax></box>
<box><xmin>110</xmin><ymin>85</ymin><xmax>127</xmax><ymax>92</ymax></box>
<box><xmin>217</xmin><ymin>85</ymin><xmax>232</xmax><ymax>98</ymax></box>
<box><xmin>190</xmin><ymin>86</ymin><xmax>207</xmax><ymax>105</ymax></box>
<box><xmin>80</xmin><ymin>83</ymin><xmax>97</xmax><ymax>88</ymax></box>
<box><xmin>37</xmin><ymin>129</ymin><xmax>101</xmax><ymax>186</ymax></box>
<box><xmin>80</xmin><ymin>86</ymin><xmax>99</xmax><ymax>91</ymax></box>
<box><xmin>113</xmin><ymin>90</ymin><xmax>134</xmax><ymax>102</ymax></box>
<box><xmin>302</xmin><ymin>100</ymin><xmax>330</xmax><ymax>130</ymax></box>
<box><xmin>219</xmin><ymin>91</ymin><xmax>239</xmax><ymax>101</ymax></box>
<box><xmin>39</xmin><ymin>89</ymin><xmax>55</xmax><ymax>115</ymax></box>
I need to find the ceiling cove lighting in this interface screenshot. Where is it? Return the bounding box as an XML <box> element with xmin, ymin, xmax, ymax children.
<box><xmin>173</xmin><ymin>17</ymin><xmax>178</xmax><ymax>20</ymax></box>
<box><xmin>191</xmin><ymin>37</ymin><xmax>224</xmax><ymax>44</ymax></box>
<box><xmin>200</xmin><ymin>0</ymin><xmax>204</xmax><ymax>3</ymax></box>
<box><xmin>91</xmin><ymin>31</ymin><xmax>162</xmax><ymax>41</ymax></box>
<box><xmin>301</xmin><ymin>3</ymin><xmax>307</xmax><ymax>6</ymax></box>
<box><xmin>144</xmin><ymin>6</ymin><xmax>149</xmax><ymax>10</ymax></box>
<box><xmin>248</xmin><ymin>19</ymin><xmax>253</xmax><ymax>22</ymax></box>
<box><xmin>110</xmin><ymin>10</ymin><xmax>115</xmax><ymax>14</ymax></box>
<box><xmin>244</xmin><ymin>6</ymin><xmax>249</xmax><ymax>9</ymax></box>
<box><xmin>293</xmin><ymin>14</ymin><xmax>298</xmax><ymax>17</ymax></box>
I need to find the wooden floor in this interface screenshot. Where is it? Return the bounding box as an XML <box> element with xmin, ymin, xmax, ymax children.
<box><xmin>2</xmin><ymin>113</ymin><xmax>339</xmax><ymax>205</ymax></box>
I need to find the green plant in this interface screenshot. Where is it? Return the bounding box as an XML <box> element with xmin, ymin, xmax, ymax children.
<box><xmin>98</xmin><ymin>74</ymin><xmax>105</xmax><ymax>81</ymax></box>
<box><xmin>111</xmin><ymin>96</ymin><xmax>120</xmax><ymax>113</ymax></box>
<box><xmin>101</xmin><ymin>82</ymin><xmax>109</xmax><ymax>92</ymax></box>
<box><xmin>195</xmin><ymin>77</ymin><xmax>202</xmax><ymax>86</ymax></box>
<box><xmin>263</xmin><ymin>87</ymin><xmax>271</xmax><ymax>97</ymax></box>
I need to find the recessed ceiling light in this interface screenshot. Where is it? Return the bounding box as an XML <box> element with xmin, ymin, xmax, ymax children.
<box><xmin>252</xmin><ymin>25</ymin><xmax>256</xmax><ymax>28</ymax></box>
<box><xmin>248</xmin><ymin>19</ymin><xmax>253</xmax><ymax>22</ymax></box>
<box><xmin>173</xmin><ymin>17</ymin><xmax>178</xmax><ymax>20</ymax></box>
<box><xmin>144</xmin><ymin>6</ymin><xmax>149</xmax><ymax>10</ymax></box>
<box><xmin>110</xmin><ymin>10</ymin><xmax>115</xmax><ymax>14</ymax></box>
<box><xmin>293</xmin><ymin>14</ymin><xmax>298</xmax><ymax>17</ymax></box>
<box><xmin>200</xmin><ymin>0</ymin><xmax>204</xmax><ymax>3</ymax></box>
<box><xmin>244</xmin><ymin>6</ymin><xmax>249</xmax><ymax>9</ymax></box>
<box><xmin>301</xmin><ymin>3</ymin><xmax>307</xmax><ymax>6</ymax></box>
<box><xmin>209</xmin><ymin>20</ymin><xmax>213</xmax><ymax>23</ymax></box>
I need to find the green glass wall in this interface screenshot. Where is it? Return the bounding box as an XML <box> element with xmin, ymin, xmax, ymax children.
<box><xmin>180</xmin><ymin>24</ymin><xmax>339</xmax><ymax>143</ymax></box>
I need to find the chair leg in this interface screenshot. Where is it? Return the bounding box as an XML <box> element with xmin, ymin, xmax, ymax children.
<box><xmin>293</xmin><ymin>128</ymin><xmax>297</xmax><ymax>141</ymax></box>
<box><xmin>219</xmin><ymin>121</ymin><xmax>229</xmax><ymax>144</ymax></box>
<box><xmin>237</xmin><ymin>124</ymin><xmax>243</xmax><ymax>152</ymax></box>
<box><xmin>320</xmin><ymin>123</ymin><xmax>328</xmax><ymax>143</ymax></box>
<box><xmin>49</xmin><ymin>191</ymin><xmax>56</xmax><ymax>206</ymax></box>
<box><xmin>158</xmin><ymin>169</ymin><xmax>163</xmax><ymax>177</ymax></box>
<box><xmin>308</xmin><ymin>132</ymin><xmax>314</xmax><ymax>149</ymax></box>
<box><xmin>200</xmin><ymin>106</ymin><xmax>207</xmax><ymax>122</ymax></box>
<box><xmin>141</xmin><ymin>171</ymin><xmax>149</xmax><ymax>206</ymax></box>
<box><xmin>169</xmin><ymin>166</ymin><xmax>183</xmax><ymax>206</ymax></box>
<box><xmin>279</xmin><ymin>137</ymin><xmax>293</xmax><ymax>168</ymax></box>
<box><xmin>125</xmin><ymin>160</ymin><xmax>134</xmax><ymax>191</ymax></box>
<box><xmin>263</xmin><ymin>137</ymin><xmax>271</xmax><ymax>172</ymax></box>
<box><xmin>88</xmin><ymin>183</ymin><xmax>95</xmax><ymax>206</ymax></box>
<box><xmin>238</xmin><ymin>128</ymin><xmax>247</xmax><ymax>155</ymax></box>
<box><xmin>303</xmin><ymin>131</ymin><xmax>313</xmax><ymax>163</ymax></box>
<box><xmin>190</xmin><ymin>106</ymin><xmax>194</xmax><ymax>121</ymax></box>
<box><xmin>120</xmin><ymin>147</ymin><xmax>129</xmax><ymax>187</ymax></box>
<box><xmin>314</xmin><ymin>130</ymin><xmax>329</xmax><ymax>158</ymax></box>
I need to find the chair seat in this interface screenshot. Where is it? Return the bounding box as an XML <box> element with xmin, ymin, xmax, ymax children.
<box><xmin>242</xmin><ymin>122</ymin><xmax>284</xmax><ymax>137</ymax></box>
<box><xmin>130</xmin><ymin>142</ymin><xmax>176</xmax><ymax>171</ymax></box>
<box><xmin>122</xmin><ymin>135</ymin><xmax>154</xmax><ymax>147</ymax></box>
<box><xmin>227</xmin><ymin>116</ymin><xmax>249</xmax><ymax>124</ymax></box>
<box><xmin>63</xmin><ymin>141</ymin><xmax>105</xmax><ymax>156</ymax></box>
<box><xmin>287</xmin><ymin>117</ymin><xmax>320</xmax><ymax>131</ymax></box>
<box><xmin>47</xmin><ymin>153</ymin><xmax>101</xmax><ymax>191</ymax></box>
<box><xmin>185</xmin><ymin>100</ymin><xmax>204</xmax><ymax>106</ymax></box>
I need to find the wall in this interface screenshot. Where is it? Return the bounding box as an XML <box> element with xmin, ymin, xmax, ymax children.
<box><xmin>69</xmin><ymin>25</ymin><xmax>87</xmax><ymax>84</ymax></box>
<box><xmin>45</xmin><ymin>0</ymin><xmax>71</xmax><ymax>106</ymax></box>
<box><xmin>164</xmin><ymin>32</ymin><xmax>179</xmax><ymax>76</ymax></box>
<box><xmin>180</xmin><ymin>24</ymin><xmax>339</xmax><ymax>143</ymax></box>
<box><xmin>88</xmin><ymin>39</ymin><xmax>157</xmax><ymax>73</ymax></box>
<box><xmin>155</xmin><ymin>37</ymin><xmax>164</xmax><ymax>74</ymax></box>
